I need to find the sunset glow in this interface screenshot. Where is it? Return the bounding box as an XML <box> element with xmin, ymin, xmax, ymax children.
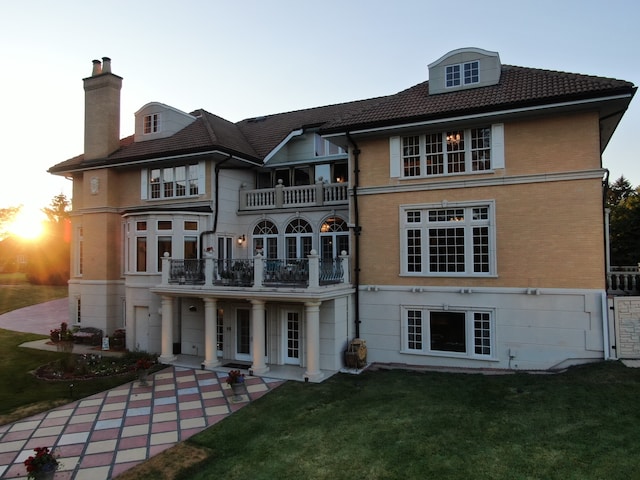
<box><xmin>8</xmin><ymin>207</ymin><xmax>46</xmax><ymax>240</ymax></box>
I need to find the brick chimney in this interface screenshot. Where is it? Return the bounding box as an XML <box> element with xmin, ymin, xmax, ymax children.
<box><xmin>83</xmin><ymin>57</ymin><xmax>122</xmax><ymax>161</ymax></box>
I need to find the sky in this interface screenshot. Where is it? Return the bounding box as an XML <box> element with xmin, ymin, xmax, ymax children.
<box><xmin>1</xmin><ymin>0</ymin><xmax>639</xmax><ymax>214</ymax></box>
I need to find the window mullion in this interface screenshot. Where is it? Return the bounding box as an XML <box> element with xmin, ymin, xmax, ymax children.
<box><xmin>420</xmin><ymin>134</ymin><xmax>426</xmax><ymax>177</ymax></box>
<box><xmin>464</xmin><ymin>129</ymin><xmax>471</xmax><ymax>172</ymax></box>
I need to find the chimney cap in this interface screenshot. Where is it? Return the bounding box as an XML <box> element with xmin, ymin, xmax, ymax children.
<box><xmin>102</xmin><ymin>57</ymin><xmax>112</xmax><ymax>74</ymax></box>
<box><xmin>91</xmin><ymin>59</ymin><xmax>102</xmax><ymax>76</ymax></box>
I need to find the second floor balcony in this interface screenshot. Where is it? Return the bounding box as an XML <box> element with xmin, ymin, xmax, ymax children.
<box><xmin>161</xmin><ymin>251</ymin><xmax>350</xmax><ymax>290</ymax></box>
<box><xmin>239</xmin><ymin>180</ymin><xmax>348</xmax><ymax>211</ymax></box>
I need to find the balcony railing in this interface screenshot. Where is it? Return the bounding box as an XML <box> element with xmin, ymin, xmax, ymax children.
<box><xmin>239</xmin><ymin>180</ymin><xmax>348</xmax><ymax>211</ymax></box>
<box><xmin>607</xmin><ymin>265</ymin><xmax>640</xmax><ymax>295</ymax></box>
<box><xmin>162</xmin><ymin>251</ymin><xmax>350</xmax><ymax>289</ymax></box>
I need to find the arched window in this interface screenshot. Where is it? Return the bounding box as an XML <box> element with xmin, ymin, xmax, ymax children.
<box><xmin>320</xmin><ymin>217</ymin><xmax>349</xmax><ymax>259</ymax></box>
<box><xmin>285</xmin><ymin>219</ymin><xmax>313</xmax><ymax>258</ymax></box>
<box><xmin>253</xmin><ymin>220</ymin><xmax>278</xmax><ymax>258</ymax></box>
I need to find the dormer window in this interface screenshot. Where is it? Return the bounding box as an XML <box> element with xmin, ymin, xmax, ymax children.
<box><xmin>428</xmin><ymin>48</ymin><xmax>500</xmax><ymax>95</ymax></box>
<box><xmin>446</xmin><ymin>61</ymin><xmax>479</xmax><ymax>88</ymax></box>
<box><xmin>143</xmin><ymin>113</ymin><xmax>160</xmax><ymax>134</ymax></box>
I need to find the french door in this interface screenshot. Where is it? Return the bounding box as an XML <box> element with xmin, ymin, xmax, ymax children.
<box><xmin>284</xmin><ymin>310</ymin><xmax>301</xmax><ymax>365</ymax></box>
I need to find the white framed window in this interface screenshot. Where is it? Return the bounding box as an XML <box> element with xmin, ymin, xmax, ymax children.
<box><xmin>143</xmin><ymin>113</ymin><xmax>160</xmax><ymax>134</ymax></box>
<box><xmin>314</xmin><ymin>134</ymin><xmax>346</xmax><ymax>157</ymax></box>
<box><xmin>403</xmin><ymin>307</ymin><xmax>494</xmax><ymax>358</ymax></box>
<box><xmin>401</xmin><ymin>201</ymin><xmax>495</xmax><ymax>276</ymax></box>
<box><xmin>390</xmin><ymin>125</ymin><xmax>503</xmax><ymax>179</ymax></box>
<box><xmin>285</xmin><ymin>218</ymin><xmax>313</xmax><ymax>259</ymax></box>
<box><xmin>141</xmin><ymin>162</ymin><xmax>204</xmax><ymax>200</ymax></box>
<box><xmin>76</xmin><ymin>297</ymin><xmax>82</xmax><ymax>325</ymax></box>
<box><xmin>76</xmin><ymin>226</ymin><xmax>83</xmax><ymax>276</ymax></box>
<box><xmin>401</xmin><ymin>127</ymin><xmax>494</xmax><ymax>178</ymax></box>
<box><xmin>253</xmin><ymin>220</ymin><xmax>278</xmax><ymax>258</ymax></box>
<box><xmin>446</xmin><ymin>61</ymin><xmax>479</xmax><ymax>88</ymax></box>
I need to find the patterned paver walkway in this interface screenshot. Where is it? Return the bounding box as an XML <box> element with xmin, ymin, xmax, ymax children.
<box><xmin>0</xmin><ymin>367</ymin><xmax>283</xmax><ymax>479</ymax></box>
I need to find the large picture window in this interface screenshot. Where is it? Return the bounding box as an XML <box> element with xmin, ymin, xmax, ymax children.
<box><xmin>404</xmin><ymin>308</ymin><xmax>494</xmax><ymax>358</ymax></box>
<box><xmin>401</xmin><ymin>202</ymin><xmax>494</xmax><ymax>276</ymax></box>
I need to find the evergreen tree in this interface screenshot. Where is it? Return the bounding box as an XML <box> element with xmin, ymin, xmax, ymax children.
<box><xmin>609</xmin><ymin>178</ymin><xmax>640</xmax><ymax>266</ymax></box>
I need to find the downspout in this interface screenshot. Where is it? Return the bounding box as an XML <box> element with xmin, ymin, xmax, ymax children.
<box><xmin>199</xmin><ymin>155</ymin><xmax>233</xmax><ymax>256</ymax></box>
<box><xmin>346</xmin><ymin>133</ymin><xmax>361</xmax><ymax>338</ymax></box>
<box><xmin>601</xmin><ymin>169</ymin><xmax>612</xmax><ymax>360</ymax></box>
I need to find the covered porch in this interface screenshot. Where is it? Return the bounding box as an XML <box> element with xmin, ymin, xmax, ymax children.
<box><xmin>151</xmin><ymin>285</ymin><xmax>355</xmax><ymax>383</ymax></box>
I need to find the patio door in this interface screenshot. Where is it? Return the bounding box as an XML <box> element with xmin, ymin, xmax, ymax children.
<box><xmin>283</xmin><ymin>310</ymin><xmax>301</xmax><ymax>365</ymax></box>
<box><xmin>235</xmin><ymin>308</ymin><xmax>251</xmax><ymax>361</ymax></box>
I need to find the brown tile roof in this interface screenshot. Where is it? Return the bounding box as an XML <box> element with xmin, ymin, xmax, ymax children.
<box><xmin>236</xmin><ymin>97</ymin><xmax>387</xmax><ymax>159</ymax></box>
<box><xmin>321</xmin><ymin>65</ymin><xmax>636</xmax><ymax>133</ymax></box>
<box><xmin>49</xmin><ymin>64</ymin><xmax>634</xmax><ymax>174</ymax></box>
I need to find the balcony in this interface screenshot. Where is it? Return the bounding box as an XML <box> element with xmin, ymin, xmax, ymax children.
<box><xmin>239</xmin><ymin>180</ymin><xmax>348</xmax><ymax>211</ymax></box>
<box><xmin>161</xmin><ymin>251</ymin><xmax>349</xmax><ymax>290</ymax></box>
<box><xmin>607</xmin><ymin>265</ymin><xmax>640</xmax><ymax>295</ymax></box>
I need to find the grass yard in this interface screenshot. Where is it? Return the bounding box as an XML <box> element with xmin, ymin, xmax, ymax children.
<box><xmin>0</xmin><ymin>272</ymin><xmax>67</xmax><ymax>314</ymax></box>
<box><xmin>0</xmin><ymin>329</ymin><xmax>144</xmax><ymax>425</ymax></box>
<box><xmin>119</xmin><ymin>362</ymin><xmax>640</xmax><ymax>480</ymax></box>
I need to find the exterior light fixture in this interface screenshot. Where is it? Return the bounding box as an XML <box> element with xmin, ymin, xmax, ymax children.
<box><xmin>237</xmin><ymin>234</ymin><xmax>246</xmax><ymax>245</ymax></box>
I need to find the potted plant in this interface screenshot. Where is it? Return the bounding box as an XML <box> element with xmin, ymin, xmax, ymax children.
<box><xmin>225</xmin><ymin>369</ymin><xmax>245</xmax><ymax>397</ymax></box>
<box><xmin>135</xmin><ymin>357</ymin><xmax>154</xmax><ymax>386</ymax></box>
<box><xmin>24</xmin><ymin>446</ymin><xmax>60</xmax><ymax>479</ymax></box>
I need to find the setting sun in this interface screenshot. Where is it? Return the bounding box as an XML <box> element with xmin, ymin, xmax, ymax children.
<box><xmin>8</xmin><ymin>207</ymin><xmax>46</xmax><ymax>240</ymax></box>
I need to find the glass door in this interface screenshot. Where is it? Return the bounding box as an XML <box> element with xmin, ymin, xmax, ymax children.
<box><xmin>236</xmin><ymin>309</ymin><xmax>251</xmax><ymax>361</ymax></box>
<box><xmin>284</xmin><ymin>310</ymin><xmax>301</xmax><ymax>365</ymax></box>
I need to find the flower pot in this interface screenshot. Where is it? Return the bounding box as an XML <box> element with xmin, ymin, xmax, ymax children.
<box><xmin>138</xmin><ymin>369</ymin><xmax>149</xmax><ymax>386</ymax></box>
<box><xmin>34</xmin><ymin>470</ymin><xmax>56</xmax><ymax>480</ymax></box>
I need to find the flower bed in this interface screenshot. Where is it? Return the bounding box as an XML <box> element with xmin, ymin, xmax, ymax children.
<box><xmin>34</xmin><ymin>353</ymin><xmax>159</xmax><ymax>381</ymax></box>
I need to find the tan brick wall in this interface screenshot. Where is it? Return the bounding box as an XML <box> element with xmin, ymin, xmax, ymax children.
<box><xmin>81</xmin><ymin>212</ymin><xmax>122</xmax><ymax>280</ymax></box>
<box><xmin>506</xmin><ymin>112</ymin><xmax>601</xmax><ymax>175</ymax></box>
<box><xmin>355</xmin><ymin>111</ymin><xmax>605</xmax><ymax>290</ymax></box>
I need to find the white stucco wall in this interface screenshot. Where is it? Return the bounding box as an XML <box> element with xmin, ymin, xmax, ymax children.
<box><xmin>358</xmin><ymin>286</ymin><xmax>605</xmax><ymax>371</ymax></box>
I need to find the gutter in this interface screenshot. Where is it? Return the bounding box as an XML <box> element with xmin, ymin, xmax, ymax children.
<box><xmin>601</xmin><ymin>169</ymin><xmax>612</xmax><ymax>360</ymax></box>
<box><xmin>346</xmin><ymin>133</ymin><xmax>361</xmax><ymax>338</ymax></box>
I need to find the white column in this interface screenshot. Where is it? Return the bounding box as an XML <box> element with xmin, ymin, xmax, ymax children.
<box><xmin>304</xmin><ymin>301</ymin><xmax>324</xmax><ymax>382</ymax></box>
<box><xmin>250</xmin><ymin>299</ymin><xmax>269</xmax><ymax>375</ymax></box>
<box><xmin>202</xmin><ymin>298</ymin><xmax>220</xmax><ymax>369</ymax></box>
<box><xmin>158</xmin><ymin>296</ymin><xmax>176</xmax><ymax>363</ymax></box>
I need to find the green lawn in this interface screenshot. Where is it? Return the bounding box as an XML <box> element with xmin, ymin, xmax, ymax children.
<box><xmin>0</xmin><ymin>329</ymin><xmax>143</xmax><ymax>424</ymax></box>
<box><xmin>0</xmin><ymin>272</ymin><xmax>67</xmax><ymax>314</ymax></box>
<box><xmin>142</xmin><ymin>362</ymin><xmax>639</xmax><ymax>480</ymax></box>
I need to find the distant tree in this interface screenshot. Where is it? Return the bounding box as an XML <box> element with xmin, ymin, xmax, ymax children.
<box><xmin>0</xmin><ymin>206</ymin><xmax>20</xmax><ymax>240</ymax></box>
<box><xmin>42</xmin><ymin>193</ymin><xmax>71</xmax><ymax>225</ymax></box>
<box><xmin>25</xmin><ymin>194</ymin><xmax>72</xmax><ymax>285</ymax></box>
<box><xmin>607</xmin><ymin>175</ymin><xmax>635</xmax><ymax>207</ymax></box>
<box><xmin>609</xmin><ymin>179</ymin><xmax>640</xmax><ymax>266</ymax></box>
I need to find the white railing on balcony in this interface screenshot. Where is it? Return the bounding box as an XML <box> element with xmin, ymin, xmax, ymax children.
<box><xmin>607</xmin><ymin>265</ymin><xmax>640</xmax><ymax>295</ymax></box>
<box><xmin>240</xmin><ymin>180</ymin><xmax>348</xmax><ymax>210</ymax></box>
<box><xmin>162</xmin><ymin>251</ymin><xmax>350</xmax><ymax>289</ymax></box>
